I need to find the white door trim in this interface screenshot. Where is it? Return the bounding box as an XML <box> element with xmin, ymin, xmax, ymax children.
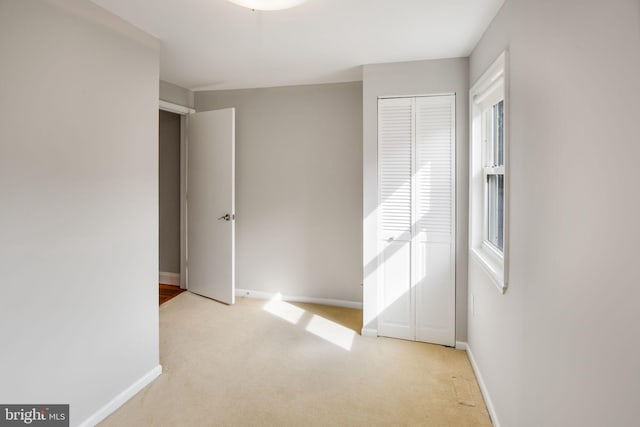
<box><xmin>180</xmin><ymin>114</ymin><xmax>188</xmax><ymax>290</ymax></box>
<box><xmin>159</xmin><ymin>99</ymin><xmax>195</xmax><ymax>115</ymax></box>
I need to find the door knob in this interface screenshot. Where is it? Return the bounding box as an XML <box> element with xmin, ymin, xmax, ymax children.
<box><xmin>217</xmin><ymin>214</ymin><xmax>231</xmax><ymax>221</ymax></box>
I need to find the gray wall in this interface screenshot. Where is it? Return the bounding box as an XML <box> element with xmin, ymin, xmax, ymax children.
<box><xmin>468</xmin><ymin>0</ymin><xmax>640</xmax><ymax>425</ymax></box>
<box><xmin>361</xmin><ymin>58</ymin><xmax>470</xmax><ymax>341</ymax></box>
<box><xmin>195</xmin><ymin>82</ymin><xmax>363</xmax><ymax>302</ymax></box>
<box><xmin>159</xmin><ymin>110</ymin><xmax>181</xmax><ymax>274</ymax></box>
<box><xmin>160</xmin><ymin>80</ymin><xmax>194</xmax><ymax>108</ymax></box>
<box><xmin>0</xmin><ymin>0</ymin><xmax>160</xmax><ymax>425</ymax></box>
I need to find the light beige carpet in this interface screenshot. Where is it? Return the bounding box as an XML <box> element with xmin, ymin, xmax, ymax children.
<box><xmin>101</xmin><ymin>292</ymin><xmax>491</xmax><ymax>426</ymax></box>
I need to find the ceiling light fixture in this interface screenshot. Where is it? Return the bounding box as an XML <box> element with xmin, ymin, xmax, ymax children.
<box><xmin>227</xmin><ymin>0</ymin><xmax>308</xmax><ymax>11</ymax></box>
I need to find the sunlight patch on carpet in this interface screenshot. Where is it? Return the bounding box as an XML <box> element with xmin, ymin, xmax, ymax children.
<box><xmin>263</xmin><ymin>294</ymin><xmax>305</xmax><ymax>324</ymax></box>
<box><xmin>262</xmin><ymin>294</ymin><xmax>355</xmax><ymax>350</ymax></box>
<box><xmin>305</xmin><ymin>314</ymin><xmax>355</xmax><ymax>351</ymax></box>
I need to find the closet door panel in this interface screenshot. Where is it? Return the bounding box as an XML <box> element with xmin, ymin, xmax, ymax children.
<box><xmin>379</xmin><ymin>239</ymin><xmax>412</xmax><ymax>340</ymax></box>
<box><xmin>377</xmin><ymin>97</ymin><xmax>414</xmax><ymax>340</ymax></box>
<box><xmin>414</xmin><ymin>241</ymin><xmax>454</xmax><ymax>344</ymax></box>
<box><xmin>414</xmin><ymin>95</ymin><xmax>456</xmax><ymax>346</ymax></box>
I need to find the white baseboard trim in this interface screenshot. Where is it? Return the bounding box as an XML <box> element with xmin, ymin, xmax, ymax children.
<box><xmin>466</xmin><ymin>344</ymin><xmax>500</xmax><ymax>427</ymax></box>
<box><xmin>78</xmin><ymin>365</ymin><xmax>162</xmax><ymax>427</ymax></box>
<box><xmin>235</xmin><ymin>288</ymin><xmax>363</xmax><ymax>310</ymax></box>
<box><xmin>361</xmin><ymin>328</ymin><xmax>378</xmax><ymax>337</ymax></box>
<box><xmin>159</xmin><ymin>272</ymin><xmax>180</xmax><ymax>286</ymax></box>
<box><xmin>455</xmin><ymin>341</ymin><xmax>468</xmax><ymax>350</ymax></box>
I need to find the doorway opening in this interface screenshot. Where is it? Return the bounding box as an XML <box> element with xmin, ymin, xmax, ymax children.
<box><xmin>158</xmin><ymin>100</ymin><xmax>192</xmax><ymax>303</ymax></box>
<box><xmin>157</xmin><ymin>100</ymin><xmax>237</xmax><ymax>306</ymax></box>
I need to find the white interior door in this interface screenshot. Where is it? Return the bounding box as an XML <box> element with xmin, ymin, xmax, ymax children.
<box><xmin>187</xmin><ymin>108</ymin><xmax>235</xmax><ymax>304</ymax></box>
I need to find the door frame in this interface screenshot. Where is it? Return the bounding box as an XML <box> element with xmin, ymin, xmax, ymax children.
<box><xmin>159</xmin><ymin>99</ymin><xmax>195</xmax><ymax>290</ymax></box>
<box><xmin>373</xmin><ymin>93</ymin><xmax>457</xmax><ymax>346</ymax></box>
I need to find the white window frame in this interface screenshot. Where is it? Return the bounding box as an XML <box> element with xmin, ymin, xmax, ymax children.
<box><xmin>469</xmin><ymin>51</ymin><xmax>509</xmax><ymax>293</ymax></box>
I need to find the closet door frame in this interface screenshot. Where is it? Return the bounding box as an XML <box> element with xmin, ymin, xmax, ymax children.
<box><xmin>376</xmin><ymin>93</ymin><xmax>456</xmax><ymax>346</ymax></box>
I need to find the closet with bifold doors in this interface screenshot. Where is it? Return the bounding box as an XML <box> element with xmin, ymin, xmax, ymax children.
<box><xmin>377</xmin><ymin>94</ymin><xmax>456</xmax><ymax>346</ymax></box>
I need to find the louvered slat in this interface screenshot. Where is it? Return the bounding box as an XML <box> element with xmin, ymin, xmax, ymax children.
<box><xmin>378</xmin><ymin>98</ymin><xmax>413</xmax><ymax>237</ymax></box>
<box><xmin>415</xmin><ymin>96</ymin><xmax>453</xmax><ymax>237</ymax></box>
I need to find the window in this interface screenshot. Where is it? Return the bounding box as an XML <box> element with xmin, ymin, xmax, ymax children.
<box><xmin>470</xmin><ymin>51</ymin><xmax>508</xmax><ymax>293</ymax></box>
<box><xmin>485</xmin><ymin>100</ymin><xmax>504</xmax><ymax>251</ymax></box>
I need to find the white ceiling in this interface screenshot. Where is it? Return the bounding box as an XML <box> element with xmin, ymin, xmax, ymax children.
<box><xmin>90</xmin><ymin>0</ymin><xmax>504</xmax><ymax>91</ymax></box>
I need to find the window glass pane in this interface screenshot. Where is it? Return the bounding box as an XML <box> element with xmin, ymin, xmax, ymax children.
<box><xmin>487</xmin><ymin>175</ymin><xmax>497</xmax><ymax>246</ymax></box>
<box><xmin>482</xmin><ymin>109</ymin><xmax>491</xmax><ymax>168</ymax></box>
<box><xmin>492</xmin><ymin>100</ymin><xmax>504</xmax><ymax>167</ymax></box>
<box><xmin>487</xmin><ymin>174</ymin><xmax>504</xmax><ymax>251</ymax></box>
<box><xmin>497</xmin><ymin>175</ymin><xmax>504</xmax><ymax>250</ymax></box>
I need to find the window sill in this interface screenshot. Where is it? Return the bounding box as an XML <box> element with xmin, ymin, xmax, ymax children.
<box><xmin>470</xmin><ymin>247</ymin><xmax>507</xmax><ymax>294</ymax></box>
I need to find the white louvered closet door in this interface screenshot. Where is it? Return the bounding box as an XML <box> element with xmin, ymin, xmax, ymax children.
<box><xmin>377</xmin><ymin>97</ymin><xmax>414</xmax><ymax>340</ymax></box>
<box><xmin>377</xmin><ymin>95</ymin><xmax>455</xmax><ymax>347</ymax></box>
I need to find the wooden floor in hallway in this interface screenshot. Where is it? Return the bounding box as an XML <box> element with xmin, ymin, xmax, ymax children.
<box><xmin>159</xmin><ymin>284</ymin><xmax>184</xmax><ymax>305</ymax></box>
